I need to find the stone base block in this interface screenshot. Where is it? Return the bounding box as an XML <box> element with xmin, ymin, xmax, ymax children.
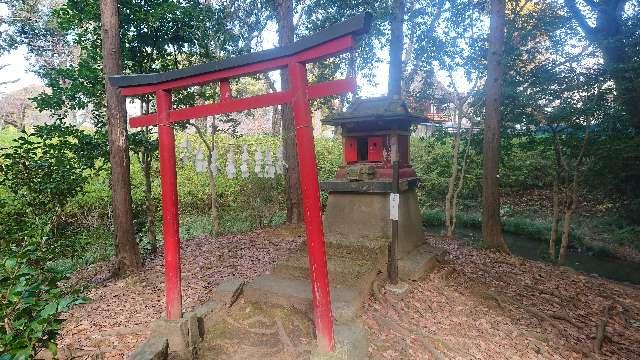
<box><xmin>398</xmin><ymin>244</ymin><xmax>443</xmax><ymax>281</ymax></box>
<box><xmin>310</xmin><ymin>321</ymin><xmax>369</xmax><ymax>360</ymax></box>
<box><xmin>323</xmin><ymin>189</ymin><xmax>425</xmax><ymax>260</ymax></box>
<box><xmin>128</xmin><ymin>338</ymin><xmax>168</xmax><ymax>360</ymax></box>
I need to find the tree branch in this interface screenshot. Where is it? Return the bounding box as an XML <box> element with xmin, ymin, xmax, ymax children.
<box><xmin>565</xmin><ymin>0</ymin><xmax>596</xmax><ymax>40</ymax></box>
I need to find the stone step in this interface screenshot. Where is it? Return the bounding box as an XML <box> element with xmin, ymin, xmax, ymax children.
<box><xmin>272</xmin><ymin>252</ymin><xmax>378</xmax><ymax>292</ymax></box>
<box><xmin>398</xmin><ymin>243</ymin><xmax>444</xmax><ymax>281</ymax></box>
<box><xmin>243</xmin><ymin>274</ymin><xmax>364</xmax><ymax>323</ymax></box>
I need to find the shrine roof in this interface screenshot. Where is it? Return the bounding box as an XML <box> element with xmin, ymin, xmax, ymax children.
<box><xmin>321</xmin><ymin>96</ymin><xmax>429</xmax><ymax>126</ymax></box>
<box><xmin>109</xmin><ymin>13</ymin><xmax>371</xmax><ymax>89</ymax></box>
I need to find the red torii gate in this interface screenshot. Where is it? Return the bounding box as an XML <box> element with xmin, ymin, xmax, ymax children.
<box><xmin>109</xmin><ymin>13</ymin><xmax>371</xmax><ymax>352</ymax></box>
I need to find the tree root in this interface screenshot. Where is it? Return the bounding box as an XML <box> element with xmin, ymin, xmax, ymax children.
<box><xmin>372</xmin><ymin>314</ymin><xmax>447</xmax><ymax>360</ymax></box>
<box><xmin>551</xmin><ymin>309</ymin><xmax>583</xmax><ymax>329</ymax></box>
<box><xmin>593</xmin><ymin>303</ymin><xmax>614</xmax><ymax>354</ymax></box>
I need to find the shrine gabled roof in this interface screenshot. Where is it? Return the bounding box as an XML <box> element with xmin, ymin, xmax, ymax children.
<box><xmin>109</xmin><ymin>13</ymin><xmax>371</xmax><ymax>88</ymax></box>
<box><xmin>322</xmin><ymin>96</ymin><xmax>428</xmax><ymax>126</ymax></box>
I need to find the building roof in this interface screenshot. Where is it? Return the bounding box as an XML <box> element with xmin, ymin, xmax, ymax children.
<box><xmin>322</xmin><ymin>96</ymin><xmax>429</xmax><ymax>126</ymax></box>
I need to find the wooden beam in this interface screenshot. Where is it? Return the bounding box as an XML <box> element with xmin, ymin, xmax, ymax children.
<box><xmin>129</xmin><ymin>77</ymin><xmax>356</xmax><ymax>128</ymax></box>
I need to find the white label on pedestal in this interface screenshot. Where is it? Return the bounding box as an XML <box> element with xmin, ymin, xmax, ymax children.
<box><xmin>390</xmin><ymin>193</ymin><xmax>399</xmax><ymax>220</ymax></box>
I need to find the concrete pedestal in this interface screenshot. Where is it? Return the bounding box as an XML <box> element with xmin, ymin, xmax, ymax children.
<box><xmin>322</xmin><ymin>180</ymin><xmax>425</xmax><ymax>260</ymax></box>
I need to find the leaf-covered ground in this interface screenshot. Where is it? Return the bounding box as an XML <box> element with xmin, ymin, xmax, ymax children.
<box><xmin>52</xmin><ymin>228</ymin><xmax>640</xmax><ymax>359</ymax></box>
<box><xmin>364</xmin><ymin>235</ymin><xmax>640</xmax><ymax>359</ymax></box>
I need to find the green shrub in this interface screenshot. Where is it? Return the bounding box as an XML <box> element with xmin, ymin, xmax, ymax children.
<box><xmin>411</xmin><ymin>135</ymin><xmax>482</xmax><ymax>208</ymax></box>
<box><xmin>611</xmin><ymin>226</ymin><xmax>640</xmax><ymax>249</ymax></box>
<box><xmin>0</xmin><ymin>240</ymin><xmax>83</xmax><ymax>358</ymax></box>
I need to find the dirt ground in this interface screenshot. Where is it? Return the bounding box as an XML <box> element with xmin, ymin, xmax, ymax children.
<box><xmin>54</xmin><ymin>227</ymin><xmax>640</xmax><ymax>359</ymax></box>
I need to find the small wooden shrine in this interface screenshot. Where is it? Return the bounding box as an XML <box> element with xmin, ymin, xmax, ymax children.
<box><xmin>321</xmin><ymin>96</ymin><xmax>436</xmax><ymax>263</ymax></box>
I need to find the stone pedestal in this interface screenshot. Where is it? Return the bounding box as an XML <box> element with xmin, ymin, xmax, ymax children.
<box><xmin>321</xmin><ymin>179</ymin><xmax>425</xmax><ymax>261</ymax></box>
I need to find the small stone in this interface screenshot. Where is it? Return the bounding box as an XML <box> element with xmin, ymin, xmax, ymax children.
<box><xmin>128</xmin><ymin>337</ymin><xmax>168</xmax><ymax>360</ymax></box>
<box><xmin>385</xmin><ymin>281</ymin><xmax>409</xmax><ymax>295</ymax></box>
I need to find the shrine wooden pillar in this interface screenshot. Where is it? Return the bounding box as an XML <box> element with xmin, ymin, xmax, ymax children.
<box><xmin>288</xmin><ymin>61</ymin><xmax>335</xmax><ymax>352</ymax></box>
<box><xmin>156</xmin><ymin>89</ymin><xmax>183</xmax><ymax>320</ymax></box>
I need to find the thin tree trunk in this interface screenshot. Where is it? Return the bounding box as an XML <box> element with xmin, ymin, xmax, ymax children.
<box><xmin>277</xmin><ymin>0</ymin><xmax>303</xmax><ymax>224</ymax></box>
<box><xmin>549</xmin><ymin>178</ymin><xmax>560</xmax><ymax>260</ymax></box>
<box><xmin>193</xmin><ymin>119</ymin><xmax>219</xmax><ymax>236</ymax></box>
<box><xmin>388</xmin><ymin>0</ymin><xmax>405</xmax><ymax>98</ymax></box>
<box><xmin>481</xmin><ymin>0</ymin><xmax>509</xmax><ymax>253</ymax></box>
<box><xmin>100</xmin><ymin>0</ymin><xmax>142</xmax><ymax>274</ymax></box>
<box><xmin>445</xmin><ymin>101</ymin><xmax>464</xmax><ymax>237</ymax></box>
<box><xmin>451</xmin><ymin>131</ymin><xmax>471</xmax><ymax>235</ymax></box>
<box><xmin>558</xmin><ymin>124</ymin><xmax>590</xmax><ymax>264</ymax></box>
<box><xmin>141</xmin><ymin>144</ymin><xmax>157</xmax><ymax>253</ymax></box>
<box><xmin>549</xmin><ymin>131</ymin><xmax>563</xmax><ymax>260</ymax></box>
<box><xmin>558</xmin><ymin>201</ymin><xmax>574</xmax><ymax>264</ymax></box>
<box><xmin>262</xmin><ymin>73</ymin><xmax>281</xmax><ymax>135</ymax></box>
<box><xmin>137</xmin><ymin>100</ymin><xmax>157</xmax><ymax>254</ymax></box>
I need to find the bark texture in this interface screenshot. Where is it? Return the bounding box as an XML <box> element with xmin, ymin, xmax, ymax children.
<box><xmin>388</xmin><ymin>0</ymin><xmax>405</xmax><ymax>98</ymax></box>
<box><xmin>445</xmin><ymin>95</ymin><xmax>471</xmax><ymax>238</ymax></box>
<box><xmin>100</xmin><ymin>0</ymin><xmax>142</xmax><ymax>274</ymax></box>
<box><xmin>277</xmin><ymin>0</ymin><xmax>303</xmax><ymax>224</ymax></box>
<box><xmin>482</xmin><ymin>0</ymin><xmax>509</xmax><ymax>253</ymax></box>
<box><xmin>565</xmin><ymin>0</ymin><xmax>640</xmax><ymax>129</ymax></box>
<box><xmin>193</xmin><ymin>118</ymin><xmax>220</xmax><ymax>236</ymax></box>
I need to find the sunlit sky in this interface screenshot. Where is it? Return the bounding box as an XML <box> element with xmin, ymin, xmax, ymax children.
<box><xmin>0</xmin><ymin>1</ymin><xmax>424</xmax><ymax>101</ymax></box>
<box><xmin>0</xmin><ymin>9</ymin><xmax>392</xmax><ymax>99</ymax></box>
<box><xmin>0</xmin><ymin>2</ymin><xmax>478</xmax><ymax>102</ymax></box>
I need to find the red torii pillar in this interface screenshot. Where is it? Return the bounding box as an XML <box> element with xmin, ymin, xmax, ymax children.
<box><xmin>110</xmin><ymin>13</ymin><xmax>371</xmax><ymax>352</ymax></box>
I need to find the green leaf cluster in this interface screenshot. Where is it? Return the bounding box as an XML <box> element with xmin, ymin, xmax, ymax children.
<box><xmin>0</xmin><ymin>240</ymin><xmax>83</xmax><ymax>358</ymax></box>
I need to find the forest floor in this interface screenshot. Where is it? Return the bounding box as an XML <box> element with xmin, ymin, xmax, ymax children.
<box><xmin>53</xmin><ymin>226</ymin><xmax>640</xmax><ymax>359</ymax></box>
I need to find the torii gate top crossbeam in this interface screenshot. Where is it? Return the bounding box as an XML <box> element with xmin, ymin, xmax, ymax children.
<box><xmin>109</xmin><ymin>14</ymin><xmax>371</xmax><ymax>129</ymax></box>
<box><xmin>110</xmin><ymin>13</ymin><xmax>369</xmax><ymax>92</ymax></box>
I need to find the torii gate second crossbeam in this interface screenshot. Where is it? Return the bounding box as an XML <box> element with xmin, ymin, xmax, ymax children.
<box><xmin>109</xmin><ymin>13</ymin><xmax>371</xmax><ymax>353</ymax></box>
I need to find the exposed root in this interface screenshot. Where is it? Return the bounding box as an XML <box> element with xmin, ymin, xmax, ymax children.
<box><xmin>372</xmin><ymin>314</ymin><xmax>447</xmax><ymax>360</ymax></box>
<box><xmin>593</xmin><ymin>303</ymin><xmax>614</xmax><ymax>354</ymax></box>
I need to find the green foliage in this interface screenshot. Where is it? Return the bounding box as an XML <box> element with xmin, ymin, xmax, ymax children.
<box><xmin>411</xmin><ymin>132</ymin><xmax>483</xmax><ymax>208</ymax></box>
<box><xmin>0</xmin><ymin>123</ymin><xmax>106</xmax><ymax>242</ymax></box>
<box><xmin>0</xmin><ymin>240</ymin><xmax>83</xmax><ymax>358</ymax></box>
<box><xmin>500</xmin><ymin>135</ymin><xmax>553</xmax><ymax>191</ymax></box>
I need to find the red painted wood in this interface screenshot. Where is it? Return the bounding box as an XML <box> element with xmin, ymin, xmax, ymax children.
<box><xmin>120</xmin><ymin>35</ymin><xmax>354</xmax><ymax>96</ymax></box>
<box><xmin>307</xmin><ymin>77</ymin><xmax>356</xmax><ymax>100</ymax></box>
<box><xmin>129</xmin><ymin>78</ymin><xmax>355</xmax><ymax>128</ymax></box>
<box><xmin>344</xmin><ymin>137</ymin><xmax>358</xmax><ymax>163</ymax></box>
<box><xmin>288</xmin><ymin>61</ymin><xmax>335</xmax><ymax>353</ymax></box>
<box><xmin>367</xmin><ymin>136</ymin><xmax>383</xmax><ymax>162</ymax></box>
<box><xmin>156</xmin><ymin>90</ymin><xmax>182</xmax><ymax>320</ymax></box>
<box><xmin>220</xmin><ymin>79</ymin><xmax>231</xmax><ymax>101</ymax></box>
<box><xmin>130</xmin><ymin>91</ymin><xmax>290</xmax><ymax>128</ymax></box>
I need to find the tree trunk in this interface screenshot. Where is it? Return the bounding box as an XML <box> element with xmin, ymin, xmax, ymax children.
<box><xmin>141</xmin><ymin>126</ymin><xmax>157</xmax><ymax>254</ymax></box>
<box><xmin>565</xmin><ymin>0</ymin><xmax>640</xmax><ymax>129</ymax></box>
<box><xmin>277</xmin><ymin>0</ymin><xmax>303</xmax><ymax>224</ymax></box>
<box><xmin>481</xmin><ymin>0</ymin><xmax>509</xmax><ymax>253</ymax></box>
<box><xmin>549</xmin><ymin>131</ymin><xmax>563</xmax><ymax>260</ymax></box>
<box><xmin>100</xmin><ymin>0</ymin><xmax>142</xmax><ymax>274</ymax></box>
<box><xmin>138</xmin><ymin>100</ymin><xmax>157</xmax><ymax>254</ymax></box>
<box><xmin>142</xmin><ymin>147</ymin><xmax>157</xmax><ymax>253</ymax></box>
<box><xmin>262</xmin><ymin>73</ymin><xmax>281</xmax><ymax>136</ymax></box>
<box><xmin>388</xmin><ymin>0</ymin><xmax>405</xmax><ymax>98</ymax></box>
<box><xmin>558</xmin><ymin>124</ymin><xmax>590</xmax><ymax>264</ymax></box>
<box><xmin>445</xmin><ymin>101</ymin><xmax>464</xmax><ymax>237</ymax></box>
<box><xmin>193</xmin><ymin>119</ymin><xmax>219</xmax><ymax>236</ymax></box>
<box><xmin>549</xmin><ymin>177</ymin><xmax>560</xmax><ymax>260</ymax></box>
<box><xmin>558</xmin><ymin>201</ymin><xmax>574</xmax><ymax>264</ymax></box>
<box><xmin>207</xmin><ymin>126</ymin><xmax>219</xmax><ymax>236</ymax></box>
